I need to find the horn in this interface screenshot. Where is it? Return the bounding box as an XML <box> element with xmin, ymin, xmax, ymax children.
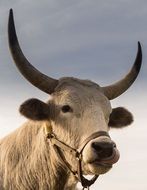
<box><xmin>8</xmin><ymin>9</ymin><xmax>58</xmax><ymax>94</ymax></box>
<box><xmin>102</xmin><ymin>42</ymin><xmax>142</xmax><ymax>100</ymax></box>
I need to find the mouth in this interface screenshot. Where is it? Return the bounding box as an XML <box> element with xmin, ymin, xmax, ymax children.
<box><xmin>89</xmin><ymin>147</ymin><xmax>120</xmax><ymax>167</ymax></box>
<box><xmin>87</xmin><ymin>161</ymin><xmax>112</xmax><ymax>175</ymax></box>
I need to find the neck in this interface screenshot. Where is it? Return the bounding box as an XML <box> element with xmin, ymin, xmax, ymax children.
<box><xmin>26</xmin><ymin>123</ymin><xmax>78</xmax><ymax>189</ymax></box>
<box><xmin>36</xmin><ymin>136</ymin><xmax>77</xmax><ymax>190</ymax></box>
<box><xmin>0</xmin><ymin>121</ymin><xmax>77</xmax><ymax>190</ymax></box>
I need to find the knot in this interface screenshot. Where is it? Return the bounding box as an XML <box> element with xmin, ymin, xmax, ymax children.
<box><xmin>43</xmin><ymin>122</ymin><xmax>53</xmax><ymax>138</ymax></box>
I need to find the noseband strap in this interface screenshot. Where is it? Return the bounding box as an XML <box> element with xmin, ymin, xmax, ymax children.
<box><xmin>78</xmin><ymin>131</ymin><xmax>110</xmax><ymax>153</ymax></box>
<box><xmin>46</xmin><ymin>128</ymin><xmax>110</xmax><ymax>189</ymax></box>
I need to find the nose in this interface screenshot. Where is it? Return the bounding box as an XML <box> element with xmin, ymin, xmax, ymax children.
<box><xmin>92</xmin><ymin>141</ymin><xmax>116</xmax><ymax>159</ymax></box>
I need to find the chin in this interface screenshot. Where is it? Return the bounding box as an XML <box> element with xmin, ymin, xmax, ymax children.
<box><xmin>87</xmin><ymin>163</ymin><xmax>112</xmax><ymax>175</ymax></box>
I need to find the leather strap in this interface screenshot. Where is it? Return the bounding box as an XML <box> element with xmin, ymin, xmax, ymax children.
<box><xmin>47</xmin><ymin>131</ymin><xmax>110</xmax><ymax>189</ymax></box>
<box><xmin>78</xmin><ymin>131</ymin><xmax>110</xmax><ymax>153</ymax></box>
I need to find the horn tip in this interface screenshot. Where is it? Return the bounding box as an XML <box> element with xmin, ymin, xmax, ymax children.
<box><xmin>8</xmin><ymin>8</ymin><xmax>17</xmax><ymax>47</ymax></box>
<box><xmin>137</xmin><ymin>41</ymin><xmax>142</xmax><ymax>53</ymax></box>
<box><xmin>9</xmin><ymin>8</ymin><xmax>13</xmax><ymax>14</ymax></box>
<box><xmin>9</xmin><ymin>8</ymin><xmax>14</xmax><ymax>23</ymax></box>
<box><xmin>138</xmin><ymin>41</ymin><xmax>141</xmax><ymax>46</ymax></box>
<box><xmin>9</xmin><ymin>9</ymin><xmax>13</xmax><ymax>19</ymax></box>
<box><xmin>134</xmin><ymin>41</ymin><xmax>142</xmax><ymax>73</ymax></box>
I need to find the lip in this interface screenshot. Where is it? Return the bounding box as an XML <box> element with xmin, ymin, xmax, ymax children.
<box><xmin>92</xmin><ymin>161</ymin><xmax>113</xmax><ymax>168</ymax></box>
<box><xmin>90</xmin><ymin>148</ymin><xmax>120</xmax><ymax>166</ymax></box>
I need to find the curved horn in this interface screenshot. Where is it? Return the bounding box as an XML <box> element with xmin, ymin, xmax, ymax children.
<box><xmin>102</xmin><ymin>42</ymin><xmax>142</xmax><ymax>100</ymax></box>
<box><xmin>8</xmin><ymin>9</ymin><xmax>58</xmax><ymax>94</ymax></box>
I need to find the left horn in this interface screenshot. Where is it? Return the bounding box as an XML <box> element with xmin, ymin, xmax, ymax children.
<box><xmin>8</xmin><ymin>9</ymin><xmax>58</xmax><ymax>94</ymax></box>
<box><xmin>102</xmin><ymin>42</ymin><xmax>142</xmax><ymax>100</ymax></box>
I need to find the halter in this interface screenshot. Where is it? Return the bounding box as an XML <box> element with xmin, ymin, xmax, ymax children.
<box><xmin>44</xmin><ymin>122</ymin><xmax>110</xmax><ymax>189</ymax></box>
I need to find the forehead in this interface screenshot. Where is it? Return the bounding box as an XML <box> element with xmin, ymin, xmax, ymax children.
<box><xmin>53</xmin><ymin>77</ymin><xmax>110</xmax><ymax>107</ymax></box>
<box><xmin>54</xmin><ymin>77</ymin><xmax>99</xmax><ymax>96</ymax></box>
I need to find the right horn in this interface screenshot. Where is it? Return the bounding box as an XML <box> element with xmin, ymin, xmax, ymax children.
<box><xmin>8</xmin><ymin>9</ymin><xmax>58</xmax><ymax>94</ymax></box>
<box><xmin>102</xmin><ymin>42</ymin><xmax>142</xmax><ymax>100</ymax></box>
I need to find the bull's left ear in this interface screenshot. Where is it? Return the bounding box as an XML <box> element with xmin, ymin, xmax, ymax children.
<box><xmin>109</xmin><ymin>107</ymin><xmax>133</xmax><ymax>128</ymax></box>
<box><xmin>19</xmin><ymin>98</ymin><xmax>51</xmax><ymax>121</ymax></box>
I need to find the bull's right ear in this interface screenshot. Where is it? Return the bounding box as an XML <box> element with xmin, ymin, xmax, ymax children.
<box><xmin>19</xmin><ymin>98</ymin><xmax>50</xmax><ymax>121</ymax></box>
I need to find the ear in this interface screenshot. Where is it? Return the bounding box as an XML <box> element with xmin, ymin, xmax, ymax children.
<box><xmin>19</xmin><ymin>98</ymin><xmax>50</xmax><ymax>121</ymax></box>
<box><xmin>109</xmin><ymin>107</ymin><xmax>133</xmax><ymax>128</ymax></box>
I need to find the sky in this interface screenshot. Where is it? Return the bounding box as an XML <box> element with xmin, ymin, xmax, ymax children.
<box><xmin>0</xmin><ymin>0</ymin><xmax>147</xmax><ymax>189</ymax></box>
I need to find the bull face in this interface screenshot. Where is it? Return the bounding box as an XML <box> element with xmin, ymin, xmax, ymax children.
<box><xmin>19</xmin><ymin>78</ymin><xmax>133</xmax><ymax>175</ymax></box>
<box><xmin>8</xmin><ymin>9</ymin><xmax>142</xmax><ymax>176</ymax></box>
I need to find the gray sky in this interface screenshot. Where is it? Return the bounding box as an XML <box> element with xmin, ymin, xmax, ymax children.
<box><xmin>0</xmin><ymin>0</ymin><xmax>147</xmax><ymax>189</ymax></box>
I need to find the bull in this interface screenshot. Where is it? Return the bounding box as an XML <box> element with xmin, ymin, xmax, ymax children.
<box><xmin>0</xmin><ymin>9</ymin><xmax>142</xmax><ymax>190</ymax></box>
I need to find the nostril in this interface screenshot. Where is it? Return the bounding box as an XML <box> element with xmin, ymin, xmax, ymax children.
<box><xmin>113</xmin><ymin>143</ymin><xmax>116</xmax><ymax>148</ymax></box>
<box><xmin>92</xmin><ymin>142</ymin><xmax>104</xmax><ymax>153</ymax></box>
<box><xmin>92</xmin><ymin>142</ymin><xmax>115</xmax><ymax>159</ymax></box>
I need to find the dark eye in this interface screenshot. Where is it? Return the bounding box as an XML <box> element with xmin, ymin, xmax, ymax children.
<box><xmin>61</xmin><ymin>105</ymin><xmax>72</xmax><ymax>113</ymax></box>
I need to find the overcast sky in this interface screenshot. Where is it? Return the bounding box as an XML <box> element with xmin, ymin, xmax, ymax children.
<box><xmin>0</xmin><ymin>1</ymin><xmax>147</xmax><ymax>189</ymax></box>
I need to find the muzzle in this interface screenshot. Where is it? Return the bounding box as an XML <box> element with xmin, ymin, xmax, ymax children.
<box><xmin>44</xmin><ymin>123</ymin><xmax>119</xmax><ymax>189</ymax></box>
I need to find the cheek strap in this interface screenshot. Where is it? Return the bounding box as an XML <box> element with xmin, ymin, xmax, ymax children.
<box><xmin>44</xmin><ymin>122</ymin><xmax>110</xmax><ymax>189</ymax></box>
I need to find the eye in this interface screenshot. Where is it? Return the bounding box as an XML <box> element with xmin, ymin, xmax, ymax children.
<box><xmin>61</xmin><ymin>105</ymin><xmax>72</xmax><ymax>113</ymax></box>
